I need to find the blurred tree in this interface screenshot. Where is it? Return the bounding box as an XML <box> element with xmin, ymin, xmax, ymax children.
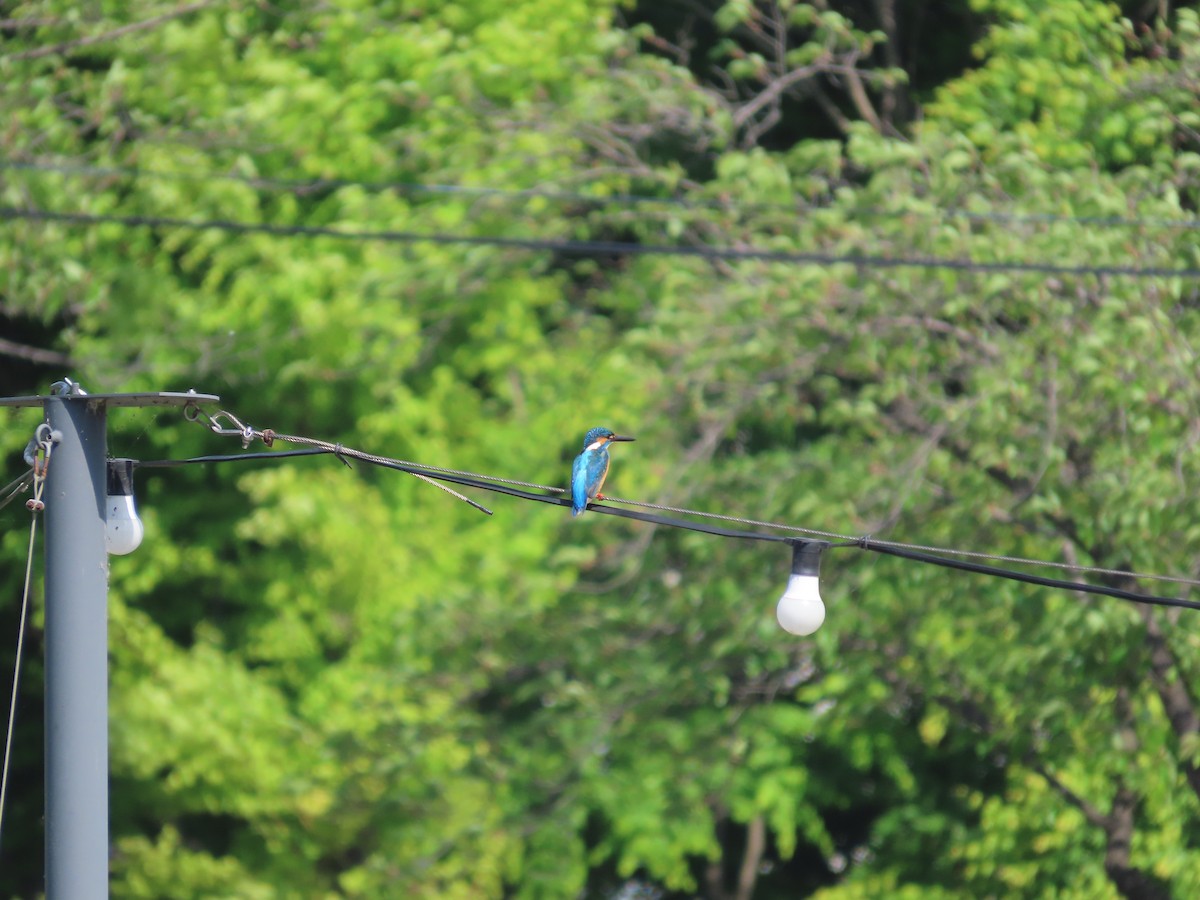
<box><xmin>1</xmin><ymin>0</ymin><xmax>1199</xmax><ymax>898</ymax></box>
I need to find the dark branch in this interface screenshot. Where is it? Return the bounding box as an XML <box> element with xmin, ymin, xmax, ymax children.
<box><xmin>3</xmin><ymin>0</ymin><xmax>217</xmax><ymax>62</ymax></box>
<box><xmin>0</xmin><ymin>336</ymin><xmax>72</xmax><ymax>366</ymax></box>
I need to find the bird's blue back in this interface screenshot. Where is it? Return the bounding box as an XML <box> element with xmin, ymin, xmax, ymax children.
<box><xmin>571</xmin><ymin>445</ymin><xmax>610</xmax><ymax>516</ymax></box>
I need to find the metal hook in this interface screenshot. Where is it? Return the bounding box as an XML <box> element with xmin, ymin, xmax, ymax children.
<box><xmin>186</xmin><ymin>405</ymin><xmax>246</xmax><ymax>436</ymax></box>
<box><xmin>24</xmin><ymin>424</ymin><xmax>60</xmax><ymax>479</ymax></box>
<box><xmin>209</xmin><ymin>411</ymin><xmax>248</xmax><ymax>436</ymax></box>
<box><xmin>50</xmin><ymin>378</ymin><xmax>88</xmax><ymax>397</ymax></box>
<box><xmin>186</xmin><ymin>406</ymin><xmax>258</xmax><ymax>448</ymax></box>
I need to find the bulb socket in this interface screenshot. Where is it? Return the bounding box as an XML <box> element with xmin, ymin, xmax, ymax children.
<box><xmin>790</xmin><ymin>540</ymin><xmax>827</xmax><ymax>578</ymax></box>
<box><xmin>107</xmin><ymin>458</ymin><xmax>136</xmax><ymax>497</ymax></box>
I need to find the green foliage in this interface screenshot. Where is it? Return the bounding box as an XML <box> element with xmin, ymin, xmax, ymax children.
<box><xmin>2</xmin><ymin>0</ymin><xmax>1200</xmax><ymax>898</ymax></box>
<box><xmin>112</xmin><ymin>826</ymin><xmax>276</xmax><ymax>900</ymax></box>
<box><xmin>925</xmin><ymin>0</ymin><xmax>1189</xmax><ymax>168</ymax></box>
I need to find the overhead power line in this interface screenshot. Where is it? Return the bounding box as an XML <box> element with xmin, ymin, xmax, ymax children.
<box><xmin>130</xmin><ymin>405</ymin><xmax>1200</xmax><ymax>613</ymax></box>
<box><xmin>4</xmin><ymin>157</ymin><xmax>1200</xmax><ymax>231</ymax></box>
<box><xmin>3</xmin><ymin>205</ymin><xmax>1198</xmax><ymax>279</ymax></box>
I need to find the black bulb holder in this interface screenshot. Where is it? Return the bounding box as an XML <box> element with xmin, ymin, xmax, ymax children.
<box><xmin>790</xmin><ymin>540</ymin><xmax>828</xmax><ymax>578</ymax></box>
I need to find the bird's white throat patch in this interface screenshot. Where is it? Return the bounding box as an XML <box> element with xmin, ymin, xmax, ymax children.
<box><xmin>586</xmin><ymin>439</ymin><xmax>606</xmax><ymax>451</ymax></box>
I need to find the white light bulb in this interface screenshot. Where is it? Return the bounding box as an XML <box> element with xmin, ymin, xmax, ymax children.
<box><xmin>776</xmin><ymin>541</ymin><xmax>828</xmax><ymax>635</ymax></box>
<box><xmin>105</xmin><ymin>459</ymin><xmax>144</xmax><ymax>556</ymax></box>
<box><xmin>777</xmin><ymin>573</ymin><xmax>825</xmax><ymax>635</ymax></box>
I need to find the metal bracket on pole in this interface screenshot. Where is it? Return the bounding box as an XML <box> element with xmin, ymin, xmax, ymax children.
<box><xmin>0</xmin><ymin>390</ymin><xmax>220</xmax><ymax>410</ymax></box>
<box><xmin>0</xmin><ymin>387</ymin><xmax>218</xmax><ymax>899</ymax></box>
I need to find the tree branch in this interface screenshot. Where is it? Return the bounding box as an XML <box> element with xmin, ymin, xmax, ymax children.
<box><xmin>0</xmin><ymin>336</ymin><xmax>72</xmax><ymax>366</ymax></box>
<box><xmin>704</xmin><ymin>854</ymin><xmax>730</xmax><ymax>900</ymax></box>
<box><xmin>837</xmin><ymin>56</ymin><xmax>884</xmax><ymax>133</ymax></box>
<box><xmin>811</xmin><ymin>85</ymin><xmax>854</xmax><ymax>136</ymax></box>
<box><xmin>939</xmin><ymin>689</ymin><xmax>1170</xmax><ymax>900</ymax></box>
<box><xmin>732</xmin><ymin>62</ymin><xmax>826</xmax><ymax>131</ymax></box>
<box><xmin>734</xmin><ymin>815</ymin><xmax>766</xmax><ymax>900</ymax></box>
<box><xmin>1102</xmin><ymin>785</ymin><xmax>1170</xmax><ymax>900</ymax></box>
<box><xmin>1138</xmin><ymin>605</ymin><xmax>1200</xmax><ymax>802</ymax></box>
<box><xmin>3</xmin><ymin>0</ymin><xmax>218</xmax><ymax>62</ymax></box>
<box><xmin>871</xmin><ymin>0</ymin><xmax>901</xmax><ymax>125</ymax></box>
<box><xmin>0</xmin><ymin>17</ymin><xmax>64</xmax><ymax>29</ymax></box>
<box><xmin>1027</xmin><ymin>761</ymin><xmax>1109</xmax><ymax>830</ymax></box>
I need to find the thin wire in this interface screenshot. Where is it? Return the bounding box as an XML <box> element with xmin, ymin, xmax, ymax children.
<box><xmin>3</xmin><ymin>205</ymin><xmax>1198</xmax><ymax>280</ymax></box>
<box><xmin>324</xmin><ymin>460</ymin><xmax>1200</xmax><ymax>587</ymax></box>
<box><xmin>601</xmin><ymin>495</ymin><xmax>858</xmax><ymax>542</ymax></box>
<box><xmin>159</xmin><ymin>441</ymin><xmax>855</xmax><ymax>544</ymax></box>
<box><xmin>175</xmin><ymin>409</ymin><xmax>1200</xmax><ymax>596</ymax></box>
<box><xmin>260</xmin><ymin>433</ymin><xmax>494</xmax><ymax>515</ymax></box>
<box><xmin>138</xmin><ymin>443</ymin><xmax>1200</xmax><ymax>611</ymax></box>
<box><xmin>859</xmin><ymin>537</ymin><xmax>1200</xmax><ymax>586</ymax></box>
<box><xmin>550</xmin><ymin>494</ymin><xmax>1200</xmax><ymax>588</ymax></box>
<box><xmin>324</xmin><ymin>454</ymin><xmax>571</xmax><ymax>495</ymax></box>
<box><xmin>0</xmin><ymin>442</ymin><xmax>49</xmax><ymax>851</ymax></box>
<box><xmin>325</xmin><ymin>452</ymin><xmax>1193</xmax><ymax>584</ymax></box>
<box><xmin>140</xmin><ymin>448</ymin><xmax>832</xmax><ymax>546</ymax></box>
<box><xmin>0</xmin><ymin>158</ymin><xmax>714</xmax><ymax>210</ymax></box>
<box><xmin>5</xmin><ymin>157</ymin><xmax>1200</xmax><ymax>231</ymax></box>
<box><xmin>861</xmin><ymin>542</ymin><xmax>1200</xmax><ymax>612</ymax></box>
<box><xmin>178</xmin><ymin>407</ymin><xmax>492</xmax><ymax>515</ymax></box>
<box><xmin>0</xmin><ymin>472</ymin><xmax>33</xmax><ymax>513</ymax></box>
<box><xmin>558</xmin><ymin>492</ymin><xmax>1200</xmax><ymax>587</ymax></box>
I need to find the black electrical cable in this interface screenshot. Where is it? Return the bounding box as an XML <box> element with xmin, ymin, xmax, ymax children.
<box><xmin>3</xmin><ymin>205</ymin><xmax>1198</xmax><ymax>279</ymax></box>
<box><xmin>134</xmin><ymin>449</ymin><xmax>330</xmax><ymax>467</ymax></box>
<box><xmin>360</xmin><ymin>456</ymin><xmax>796</xmax><ymax>542</ymax></box>
<box><xmin>137</xmin><ymin>450</ymin><xmax>1198</xmax><ymax>611</ymax></box>
<box><xmin>856</xmin><ymin>541</ymin><xmax>1200</xmax><ymax>612</ymax></box>
<box><xmin>135</xmin><ymin>451</ymin><xmax>794</xmax><ymax>542</ymax></box>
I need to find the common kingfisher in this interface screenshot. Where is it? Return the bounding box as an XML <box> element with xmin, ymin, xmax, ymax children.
<box><xmin>571</xmin><ymin>426</ymin><xmax>636</xmax><ymax>517</ymax></box>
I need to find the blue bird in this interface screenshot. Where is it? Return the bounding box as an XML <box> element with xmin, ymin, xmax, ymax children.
<box><xmin>571</xmin><ymin>426</ymin><xmax>636</xmax><ymax>517</ymax></box>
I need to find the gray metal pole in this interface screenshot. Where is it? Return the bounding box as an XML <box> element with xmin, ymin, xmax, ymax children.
<box><xmin>43</xmin><ymin>396</ymin><xmax>109</xmax><ymax>898</ymax></box>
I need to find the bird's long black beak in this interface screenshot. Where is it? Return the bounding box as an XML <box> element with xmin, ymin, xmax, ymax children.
<box><xmin>610</xmin><ymin>435</ymin><xmax>636</xmax><ymax>442</ymax></box>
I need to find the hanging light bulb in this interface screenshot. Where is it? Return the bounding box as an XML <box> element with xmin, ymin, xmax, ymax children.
<box><xmin>777</xmin><ymin>541</ymin><xmax>827</xmax><ymax>635</ymax></box>
<box><xmin>105</xmin><ymin>459</ymin><xmax>144</xmax><ymax>555</ymax></box>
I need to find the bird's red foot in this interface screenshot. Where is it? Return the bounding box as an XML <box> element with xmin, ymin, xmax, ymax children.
<box><xmin>596</xmin><ymin>493</ymin><xmax>605</xmax><ymax>500</ymax></box>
